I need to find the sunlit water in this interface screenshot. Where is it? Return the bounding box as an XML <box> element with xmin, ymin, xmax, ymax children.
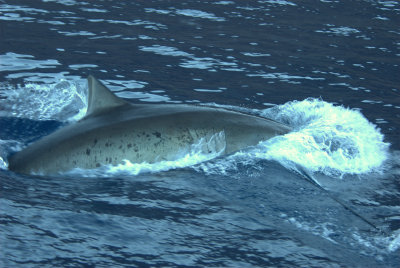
<box><xmin>1</xmin><ymin>0</ymin><xmax>399</xmax><ymax>267</ymax></box>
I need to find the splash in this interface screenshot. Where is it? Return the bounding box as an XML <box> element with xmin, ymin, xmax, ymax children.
<box><xmin>0</xmin><ymin>140</ymin><xmax>23</xmax><ymax>170</ymax></box>
<box><xmin>259</xmin><ymin>98</ymin><xmax>390</xmax><ymax>176</ymax></box>
<box><xmin>198</xmin><ymin>98</ymin><xmax>390</xmax><ymax>177</ymax></box>
<box><xmin>0</xmin><ymin>80</ymin><xmax>87</xmax><ymax>168</ymax></box>
<box><xmin>0</xmin><ymin>80</ymin><xmax>87</xmax><ymax>122</ymax></box>
<box><xmin>1</xmin><ymin>80</ymin><xmax>390</xmax><ymax>178</ymax></box>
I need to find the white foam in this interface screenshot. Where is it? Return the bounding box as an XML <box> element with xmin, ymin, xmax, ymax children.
<box><xmin>258</xmin><ymin>98</ymin><xmax>389</xmax><ymax>176</ymax></box>
<box><xmin>2</xmin><ymin>82</ymin><xmax>390</xmax><ymax>178</ymax></box>
<box><xmin>285</xmin><ymin>216</ymin><xmax>338</xmax><ymax>244</ymax></box>
<box><xmin>0</xmin><ymin>80</ymin><xmax>87</xmax><ymax>122</ymax></box>
<box><xmin>0</xmin><ymin>140</ymin><xmax>23</xmax><ymax>170</ymax></box>
<box><xmin>195</xmin><ymin>98</ymin><xmax>390</xmax><ymax>178</ymax></box>
<box><xmin>388</xmin><ymin>232</ymin><xmax>400</xmax><ymax>252</ymax></box>
<box><xmin>351</xmin><ymin>230</ymin><xmax>400</xmax><ymax>255</ymax></box>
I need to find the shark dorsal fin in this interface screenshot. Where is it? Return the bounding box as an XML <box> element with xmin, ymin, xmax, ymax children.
<box><xmin>85</xmin><ymin>75</ymin><xmax>128</xmax><ymax>118</ymax></box>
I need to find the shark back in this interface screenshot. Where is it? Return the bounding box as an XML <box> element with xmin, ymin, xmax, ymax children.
<box><xmin>8</xmin><ymin>76</ymin><xmax>291</xmax><ymax>175</ymax></box>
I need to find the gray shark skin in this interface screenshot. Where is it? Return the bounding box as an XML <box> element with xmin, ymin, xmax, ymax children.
<box><xmin>8</xmin><ymin>76</ymin><xmax>291</xmax><ymax>175</ymax></box>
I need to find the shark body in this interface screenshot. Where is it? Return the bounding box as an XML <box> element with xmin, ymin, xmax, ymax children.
<box><xmin>8</xmin><ymin>76</ymin><xmax>291</xmax><ymax>175</ymax></box>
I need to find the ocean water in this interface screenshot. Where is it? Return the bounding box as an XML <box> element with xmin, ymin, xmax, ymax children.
<box><xmin>1</xmin><ymin>0</ymin><xmax>399</xmax><ymax>267</ymax></box>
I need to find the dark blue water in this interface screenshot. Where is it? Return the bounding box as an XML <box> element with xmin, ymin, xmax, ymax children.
<box><xmin>1</xmin><ymin>0</ymin><xmax>400</xmax><ymax>267</ymax></box>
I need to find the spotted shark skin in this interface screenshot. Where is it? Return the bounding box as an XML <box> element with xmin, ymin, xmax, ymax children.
<box><xmin>8</xmin><ymin>76</ymin><xmax>291</xmax><ymax>175</ymax></box>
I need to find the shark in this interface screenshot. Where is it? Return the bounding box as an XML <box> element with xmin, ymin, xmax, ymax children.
<box><xmin>8</xmin><ymin>76</ymin><xmax>291</xmax><ymax>175</ymax></box>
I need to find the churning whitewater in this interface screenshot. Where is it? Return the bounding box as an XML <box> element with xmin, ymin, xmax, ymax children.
<box><xmin>1</xmin><ymin>79</ymin><xmax>389</xmax><ymax>177</ymax></box>
<box><xmin>1</xmin><ymin>1</ymin><xmax>399</xmax><ymax>267</ymax></box>
<box><xmin>6</xmin><ymin>76</ymin><xmax>291</xmax><ymax>175</ymax></box>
